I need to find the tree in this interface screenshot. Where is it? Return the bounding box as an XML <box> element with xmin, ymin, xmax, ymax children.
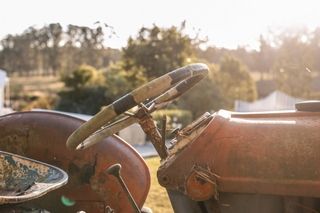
<box><xmin>272</xmin><ymin>34</ymin><xmax>313</xmax><ymax>98</ymax></box>
<box><xmin>311</xmin><ymin>28</ymin><xmax>320</xmax><ymax>72</ymax></box>
<box><xmin>55</xmin><ymin>63</ymin><xmax>148</xmax><ymax>114</ymax></box>
<box><xmin>104</xmin><ymin>62</ymin><xmax>147</xmax><ymax>99</ymax></box>
<box><xmin>177</xmin><ymin>58</ymin><xmax>256</xmax><ymax>117</ymax></box>
<box><xmin>122</xmin><ymin>24</ymin><xmax>196</xmax><ymax>78</ymax></box>
<box><xmin>255</xmin><ymin>35</ymin><xmax>275</xmax><ymax>79</ymax></box>
<box><xmin>0</xmin><ymin>23</ymin><xmax>120</xmax><ymax>76</ymax></box>
<box><xmin>0</xmin><ymin>33</ymin><xmax>35</xmax><ymax>75</ymax></box>
<box><xmin>177</xmin><ymin>63</ymin><xmax>227</xmax><ymax>117</ymax></box>
<box><xmin>218</xmin><ymin>56</ymin><xmax>257</xmax><ymax>108</ymax></box>
<box><xmin>56</xmin><ymin>65</ymin><xmax>111</xmax><ymax>114</ymax></box>
<box><xmin>62</xmin><ymin>64</ymin><xmax>105</xmax><ymax>89</ymax></box>
<box><xmin>47</xmin><ymin>23</ymin><xmax>63</xmax><ymax>74</ymax></box>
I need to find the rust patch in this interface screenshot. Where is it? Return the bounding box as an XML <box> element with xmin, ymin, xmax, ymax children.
<box><xmin>138</xmin><ymin>110</ymin><xmax>168</xmax><ymax>159</ymax></box>
<box><xmin>185</xmin><ymin>166</ymin><xmax>218</xmax><ymax>201</ymax></box>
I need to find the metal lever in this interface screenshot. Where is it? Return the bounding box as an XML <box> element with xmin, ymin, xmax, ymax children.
<box><xmin>106</xmin><ymin>164</ymin><xmax>141</xmax><ymax>213</ymax></box>
<box><xmin>161</xmin><ymin>116</ymin><xmax>167</xmax><ymax>146</ymax></box>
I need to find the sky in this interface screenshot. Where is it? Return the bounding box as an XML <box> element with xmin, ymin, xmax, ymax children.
<box><xmin>1</xmin><ymin>0</ymin><xmax>320</xmax><ymax>49</ymax></box>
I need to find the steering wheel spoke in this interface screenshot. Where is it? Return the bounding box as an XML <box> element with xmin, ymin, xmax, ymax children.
<box><xmin>76</xmin><ymin>116</ymin><xmax>138</xmax><ymax>150</ymax></box>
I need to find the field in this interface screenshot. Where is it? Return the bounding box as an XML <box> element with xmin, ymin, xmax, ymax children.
<box><xmin>10</xmin><ymin>76</ymin><xmax>62</xmax><ymax>95</ymax></box>
<box><xmin>9</xmin><ymin>76</ymin><xmax>62</xmax><ymax>110</ymax></box>
<box><xmin>145</xmin><ymin>157</ymin><xmax>173</xmax><ymax>213</ymax></box>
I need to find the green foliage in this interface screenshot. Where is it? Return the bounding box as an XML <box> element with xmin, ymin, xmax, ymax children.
<box><xmin>56</xmin><ymin>63</ymin><xmax>148</xmax><ymax>114</ymax></box>
<box><xmin>177</xmin><ymin>58</ymin><xmax>257</xmax><ymax>115</ymax></box>
<box><xmin>0</xmin><ymin>23</ymin><xmax>120</xmax><ymax>76</ymax></box>
<box><xmin>56</xmin><ymin>86</ymin><xmax>111</xmax><ymax>115</ymax></box>
<box><xmin>122</xmin><ymin>23</ymin><xmax>195</xmax><ymax>78</ymax></box>
<box><xmin>62</xmin><ymin>65</ymin><xmax>104</xmax><ymax>89</ymax></box>
<box><xmin>273</xmin><ymin>62</ymin><xmax>312</xmax><ymax>98</ymax></box>
<box><xmin>218</xmin><ymin>56</ymin><xmax>257</xmax><ymax>108</ymax></box>
<box><xmin>152</xmin><ymin>109</ymin><xmax>193</xmax><ymax>128</ymax></box>
<box><xmin>7</xmin><ymin>23</ymin><xmax>320</xmax><ymax>116</ymax></box>
<box><xmin>177</xmin><ymin>63</ymin><xmax>227</xmax><ymax>117</ymax></box>
<box><xmin>272</xmin><ymin>35</ymin><xmax>313</xmax><ymax>98</ymax></box>
<box><xmin>198</xmin><ymin>30</ymin><xmax>320</xmax><ymax>99</ymax></box>
<box><xmin>104</xmin><ymin>62</ymin><xmax>148</xmax><ymax>99</ymax></box>
<box><xmin>56</xmin><ymin>65</ymin><xmax>111</xmax><ymax>114</ymax></box>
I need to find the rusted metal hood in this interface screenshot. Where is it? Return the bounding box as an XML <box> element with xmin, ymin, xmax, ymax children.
<box><xmin>158</xmin><ymin>110</ymin><xmax>320</xmax><ymax>200</ymax></box>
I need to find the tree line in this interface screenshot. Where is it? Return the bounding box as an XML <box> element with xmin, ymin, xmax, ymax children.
<box><xmin>2</xmin><ymin>23</ymin><xmax>320</xmax><ymax>116</ymax></box>
<box><xmin>200</xmin><ymin>30</ymin><xmax>320</xmax><ymax>98</ymax></box>
<box><xmin>0</xmin><ymin>23</ymin><xmax>120</xmax><ymax>76</ymax></box>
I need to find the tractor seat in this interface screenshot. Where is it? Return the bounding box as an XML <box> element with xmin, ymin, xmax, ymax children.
<box><xmin>0</xmin><ymin>151</ymin><xmax>68</xmax><ymax>204</ymax></box>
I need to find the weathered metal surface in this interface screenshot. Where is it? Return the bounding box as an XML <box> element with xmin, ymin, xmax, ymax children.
<box><xmin>167</xmin><ymin>112</ymin><xmax>213</xmax><ymax>156</ymax></box>
<box><xmin>0</xmin><ymin>151</ymin><xmax>68</xmax><ymax>204</ymax></box>
<box><xmin>106</xmin><ymin>164</ymin><xmax>141</xmax><ymax>213</ymax></box>
<box><xmin>158</xmin><ymin>110</ymin><xmax>320</xmax><ymax>200</ymax></box>
<box><xmin>185</xmin><ymin>166</ymin><xmax>217</xmax><ymax>201</ymax></box>
<box><xmin>166</xmin><ymin>189</ymin><xmax>212</xmax><ymax>213</ymax></box>
<box><xmin>138</xmin><ymin>111</ymin><xmax>168</xmax><ymax>160</ymax></box>
<box><xmin>0</xmin><ymin>111</ymin><xmax>150</xmax><ymax>212</ymax></box>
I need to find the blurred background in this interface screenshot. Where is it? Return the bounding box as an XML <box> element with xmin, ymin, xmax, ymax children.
<box><xmin>1</xmin><ymin>0</ymin><xmax>320</xmax><ymax>116</ymax></box>
<box><xmin>1</xmin><ymin>1</ymin><xmax>320</xmax><ymax>211</ymax></box>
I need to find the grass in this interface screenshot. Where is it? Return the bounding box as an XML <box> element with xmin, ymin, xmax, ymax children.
<box><xmin>144</xmin><ymin>157</ymin><xmax>173</xmax><ymax>213</ymax></box>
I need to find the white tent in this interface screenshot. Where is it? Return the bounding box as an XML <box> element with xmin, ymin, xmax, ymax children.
<box><xmin>0</xmin><ymin>69</ymin><xmax>10</xmax><ymax>114</ymax></box>
<box><xmin>235</xmin><ymin>90</ymin><xmax>303</xmax><ymax>112</ymax></box>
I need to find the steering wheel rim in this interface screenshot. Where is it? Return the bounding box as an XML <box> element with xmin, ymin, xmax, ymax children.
<box><xmin>66</xmin><ymin>63</ymin><xmax>209</xmax><ymax>150</ymax></box>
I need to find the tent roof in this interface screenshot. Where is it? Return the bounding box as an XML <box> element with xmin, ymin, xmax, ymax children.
<box><xmin>235</xmin><ymin>90</ymin><xmax>304</xmax><ymax>112</ymax></box>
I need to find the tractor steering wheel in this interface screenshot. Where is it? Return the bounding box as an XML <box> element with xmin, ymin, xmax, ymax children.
<box><xmin>66</xmin><ymin>63</ymin><xmax>209</xmax><ymax>150</ymax></box>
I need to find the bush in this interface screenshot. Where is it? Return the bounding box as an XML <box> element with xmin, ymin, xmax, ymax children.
<box><xmin>62</xmin><ymin>64</ymin><xmax>105</xmax><ymax>89</ymax></box>
<box><xmin>56</xmin><ymin>86</ymin><xmax>112</xmax><ymax>115</ymax></box>
<box><xmin>23</xmin><ymin>95</ymin><xmax>57</xmax><ymax>111</ymax></box>
<box><xmin>56</xmin><ymin>65</ymin><xmax>111</xmax><ymax>114</ymax></box>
